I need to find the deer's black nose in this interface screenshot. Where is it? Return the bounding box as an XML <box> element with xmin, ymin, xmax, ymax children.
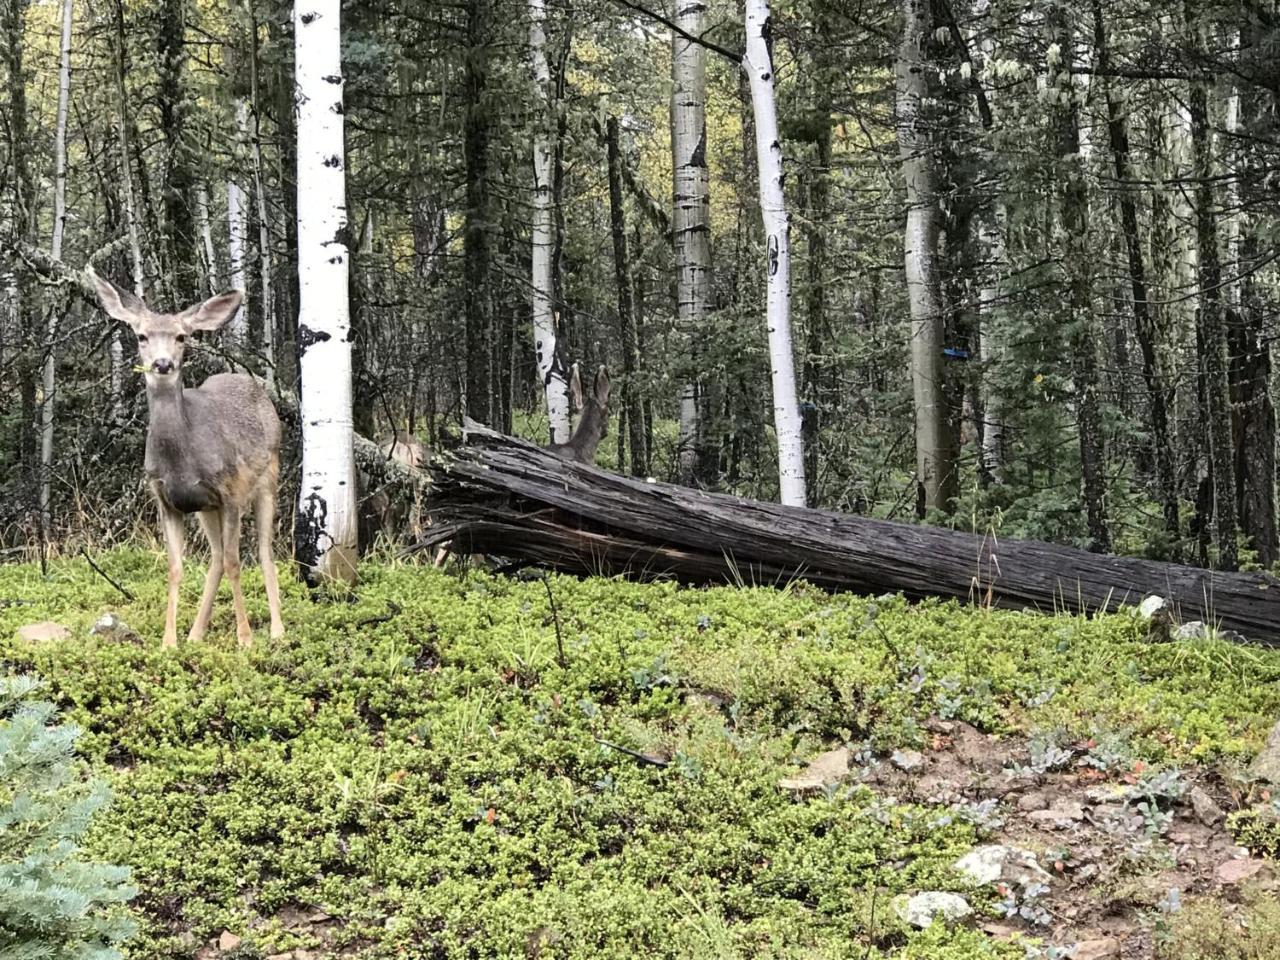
<box><xmin>152</xmin><ymin>358</ymin><xmax>175</xmax><ymax>375</ymax></box>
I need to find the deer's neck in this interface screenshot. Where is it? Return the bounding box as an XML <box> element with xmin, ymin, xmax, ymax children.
<box><xmin>571</xmin><ymin>403</ymin><xmax>607</xmax><ymax>457</ymax></box>
<box><xmin>145</xmin><ymin>377</ymin><xmax>189</xmax><ymax>467</ymax></box>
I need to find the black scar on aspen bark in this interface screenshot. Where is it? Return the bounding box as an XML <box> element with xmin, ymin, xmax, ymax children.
<box><xmin>690</xmin><ymin>132</ymin><xmax>707</xmax><ymax>170</ymax></box>
<box><xmin>323</xmin><ymin>155</ymin><xmax>342</xmax><ymax>168</ymax></box>
<box><xmin>294</xmin><ymin>490</ymin><xmax>329</xmax><ymax>586</ymax></box>
<box><xmin>331</xmin><ymin>103</ymin><xmax>344</xmax><ymax>115</ymax></box>
<box><xmin>300</xmin><ymin>12</ymin><xmax>316</xmax><ymax>24</ymax></box>
<box><xmin>297</xmin><ymin>323</ymin><xmax>332</xmax><ymax>353</ymax></box>
<box><xmin>322</xmin><ymin>74</ymin><xmax>342</xmax><ymax>84</ymax></box>
<box><xmin>768</xmin><ymin>235</ymin><xmax>779</xmax><ymax>276</ymax></box>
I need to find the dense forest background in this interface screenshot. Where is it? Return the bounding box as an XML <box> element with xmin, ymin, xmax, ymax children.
<box><xmin>2</xmin><ymin>0</ymin><xmax>1279</xmax><ymax>571</ymax></box>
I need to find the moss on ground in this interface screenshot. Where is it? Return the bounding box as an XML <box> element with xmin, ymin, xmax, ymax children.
<box><xmin>2</xmin><ymin>550</ymin><xmax>1279</xmax><ymax>958</ymax></box>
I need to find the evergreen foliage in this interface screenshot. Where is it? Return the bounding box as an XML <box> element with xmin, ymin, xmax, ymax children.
<box><xmin>0</xmin><ymin>675</ymin><xmax>136</xmax><ymax>960</ymax></box>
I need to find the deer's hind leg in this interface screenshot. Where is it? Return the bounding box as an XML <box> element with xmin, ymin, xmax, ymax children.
<box><xmin>255</xmin><ymin>461</ymin><xmax>284</xmax><ymax>640</ymax></box>
<box><xmin>158</xmin><ymin>501</ymin><xmax>187</xmax><ymax>648</ymax></box>
<box><xmin>189</xmin><ymin>509</ymin><xmax>225</xmax><ymax>643</ymax></box>
<box><xmin>220</xmin><ymin>505</ymin><xmax>253</xmax><ymax>647</ymax></box>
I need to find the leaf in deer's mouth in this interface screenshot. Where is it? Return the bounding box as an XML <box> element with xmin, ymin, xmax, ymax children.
<box><xmin>131</xmin><ymin>365</ymin><xmax>147</xmax><ymax>374</ymax></box>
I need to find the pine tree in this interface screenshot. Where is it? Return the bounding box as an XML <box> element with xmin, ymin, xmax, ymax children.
<box><xmin>0</xmin><ymin>674</ymin><xmax>136</xmax><ymax>959</ymax></box>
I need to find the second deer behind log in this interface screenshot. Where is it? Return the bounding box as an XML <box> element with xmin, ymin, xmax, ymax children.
<box><xmin>547</xmin><ymin>364</ymin><xmax>610</xmax><ymax>464</ymax></box>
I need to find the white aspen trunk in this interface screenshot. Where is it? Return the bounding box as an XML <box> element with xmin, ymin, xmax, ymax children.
<box><xmin>1224</xmin><ymin>30</ymin><xmax>1241</xmax><ymax>309</ymax></box>
<box><xmin>671</xmin><ymin>0</ymin><xmax>711</xmax><ymax>480</ymax></box>
<box><xmin>227</xmin><ymin>99</ymin><xmax>250</xmax><ymax>339</ymax></box>
<box><xmin>528</xmin><ymin>0</ymin><xmax>571</xmax><ymax>442</ymax></box>
<box><xmin>195</xmin><ymin>182</ymin><xmax>220</xmax><ymax>294</ymax></box>
<box><xmin>248</xmin><ymin>19</ymin><xmax>275</xmax><ymax>385</ymax></box>
<box><xmin>896</xmin><ymin>0</ymin><xmax>954</xmax><ymax>515</ymax></box>
<box><xmin>295</xmin><ymin>0</ymin><xmax>358</xmax><ymax>585</ymax></box>
<box><xmin>977</xmin><ymin>213</ymin><xmax>1006</xmax><ymax>484</ymax></box>
<box><xmin>742</xmin><ymin>0</ymin><xmax>806</xmax><ymax>506</ymax></box>
<box><xmin>39</xmin><ymin>0</ymin><xmax>74</xmax><ymax>531</ymax></box>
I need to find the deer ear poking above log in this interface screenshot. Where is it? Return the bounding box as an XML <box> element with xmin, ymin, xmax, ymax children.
<box><xmin>546</xmin><ymin>364</ymin><xmax>611</xmax><ymax>465</ymax></box>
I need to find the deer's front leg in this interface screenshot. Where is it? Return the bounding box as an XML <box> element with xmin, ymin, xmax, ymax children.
<box><xmin>221</xmin><ymin>506</ymin><xmax>253</xmax><ymax>647</ymax></box>
<box><xmin>158</xmin><ymin>502</ymin><xmax>187</xmax><ymax>648</ymax></box>
<box><xmin>189</xmin><ymin>510</ymin><xmax>225</xmax><ymax>643</ymax></box>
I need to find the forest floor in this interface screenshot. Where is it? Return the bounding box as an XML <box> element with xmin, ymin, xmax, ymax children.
<box><xmin>3</xmin><ymin>549</ymin><xmax>1280</xmax><ymax>959</ymax></box>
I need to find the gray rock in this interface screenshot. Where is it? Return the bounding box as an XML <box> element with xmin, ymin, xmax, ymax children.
<box><xmin>954</xmin><ymin>844</ymin><xmax>1052</xmax><ymax>888</ymax></box>
<box><xmin>1174</xmin><ymin>621</ymin><xmax>1207</xmax><ymax>641</ymax></box>
<box><xmin>1027</xmin><ymin>801</ymin><xmax>1086</xmax><ymax>826</ymax></box>
<box><xmin>16</xmin><ymin>621</ymin><xmax>71</xmax><ymax>643</ymax></box>
<box><xmin>1187</xmin><ymin>785</ymin><xmax>1224</xmax><ymax>826</ymax></box>
<box><xmin>88</xmin><ymin>613</ymin><xmax>140</xmax><ymax>644</ymax></box>
<box><xmin>1248</xmin><ymin>719</ymin><xmax>1280</xmax><ymax>784</ymax></box>
<box><xmin>1138</xmin><ymin>596</ymin><xmax>1169</xmax><ymax>618</ymax></box>
<box><xmin>894</xmin><ymin>891</ymin><xmax>973</xmax><ymax>928</ymax></box>
<box><xmin>891</xmin><ymin>749</ymin><xmax>925</xmax><ymax>772</ymax></box>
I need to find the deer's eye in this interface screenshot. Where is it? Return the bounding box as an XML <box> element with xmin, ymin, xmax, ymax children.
<box><xmin>137</xmin><ymin>335</ymin><xmax>148</xmax><ymax>344</ymax></box>
<box><xmin>176</xmin><ymin>335</ymin><xmax>186</xmax><ymax>344</ymax></box>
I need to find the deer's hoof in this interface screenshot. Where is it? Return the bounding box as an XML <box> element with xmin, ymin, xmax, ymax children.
<box><xmin>162</xmin><ymin>635</ymin><xmax>178</xmax><ymax>649</ymax></box>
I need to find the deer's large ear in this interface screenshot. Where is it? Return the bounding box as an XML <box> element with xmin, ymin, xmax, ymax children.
<box><xmin>179</xmin><ymin>290</ymin><xmax>243</xmax><ymax>332</ymax></box>
<box><xmin>88</xmin><ymin>266</ymin><xmax>145</xmax><ymax>329</ymax></box>
<box><xmin>593</xmin><ymin>366</ymin><xmax>610</xmax><ymax>405</ymax></box>
<box><xmin>569</xmin><ymin>362</ymin><xmax>584</xmax><ymax>410</ymax></box>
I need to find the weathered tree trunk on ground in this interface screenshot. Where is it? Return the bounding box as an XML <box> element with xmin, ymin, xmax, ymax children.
<box><xmin>743</xmin><ymin>0</ymin><xmax>806</xmax><ymax>507</ymax></box>
<box><xmin>671</xmin><ymin>0</ymin><xmax>712</xmax><ymax>483</ymax></box>
<box><xmin>895</xmin><ymin>0</ymin><xmax>955</xmax><ymax>517</ymax></box>
<box><xmin>294</xmin><ymin>0</ymin><xmax>358</xmax><ymax>586</ymax></box>
<box><xmin>422</xmin><ymin>429</ymin><xmax>1280</xmax><ymax>644</ymax></box>
<box><xmin>528</xmin><ymin>0</ymin><xmax>571</xmax><ymax>443</ymax></box>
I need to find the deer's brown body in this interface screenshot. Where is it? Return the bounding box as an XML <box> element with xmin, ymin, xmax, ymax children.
<box><xmin>91</xmin><ymin>269</ymin><xmax>284</xmax><ymax>647</ymax></box>
<box><xmin>547</xmin><ymin>365</ymin><xmax>610</xmax><ymax>464</ymax></box>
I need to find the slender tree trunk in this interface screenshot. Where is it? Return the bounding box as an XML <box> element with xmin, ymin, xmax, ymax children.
<box><xmin>6</xmin><ymin>0</ymin><xmax>37</xmax><ymax>485</ymax></box>
<box><xmin>605</xmin><ymin>116</ymin><xmax>647</xmax><ymax>477</ymax></box>
<box><xmin>248</xmin><ymin>14</ymin><xmax>275</xmax><ymax>387</ymax></box>
<box><xmin>38</xmin><ymin>0</ymin><xmax>73</xmax><ymax>536</ymax></box>
<box><xmin>109</xmin><ymin>0</ymin><xmax>143</xmax><ymax>420</ymax></box>
<box><xmin>1093</xmin><ymin>0</ymin><xmax>1177</xmax><ymax>549</ymax></box>
<box><xmin>156</xmin><ymin>0</ymin><xmax>197</xmax><ymax>302</ymax></box>
<box><xmin>195</xmin><ymin>183</ymin><xmax>219</xmax><ymax>293</ymax></box>
<box><xmin>1186</xmin><ymin>1</ymin><xmax>1237</xmax><ymax>570</ymax></box>
<box><xmin>1051</xmin><ymin>7</ymin><xmax>1109</xmax><ymax>552</ymax></box>
<box><xmin>463</xmin><ymin>0</ymin><xmax>493</xmax><ymax>424</ymax></box>
<box><xmin>226</xmin><ymin>100</ymin><xmax>250</xmax><ymax>343</ymax></box>
<box><xmin>896</xmin><ymin>0</ymin><xmax>955</xmax><ymax>517</ymax></box>
<box><xmin>743</xmin><ymin>0</ymin><xmax>806</xmax><ymax>506</ymax></box>
<box><xmin>803</xmin><ymin>60</ymin><xmax>832</xmax><ymax>502</ymax></box>
<box><xmin>976</xmin><ymin>211</ymin><xmax>1006</xmax><ymax>485</ymax></box>
<box><xmin>528</xmin><ymin>0</ymin><xmax>571</xmax><ymax>442</ymax></box>
<box><xmin>670</xmin><ymin>0</ymin><xmax>712</xmax><ymax>483</ymax></box>
<box><xmin>294</xmin><ymin>0</ymin><xmax>357</xmax><ymax>585</ymax></box>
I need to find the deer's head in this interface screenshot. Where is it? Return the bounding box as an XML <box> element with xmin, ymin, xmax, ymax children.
<box><xmin>89</xmin><ymin>268</ymin><xmax>242</xmax><ymax>382</ymax></box>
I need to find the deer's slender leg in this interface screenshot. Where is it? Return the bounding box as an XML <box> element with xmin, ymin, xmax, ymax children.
<box><xmin>158</xmin><ymin>502</ymin><xmax>187</xmax><ymax>648</ymax></box>
<box><xmin>220</xmin><ymin>506</ymin><xmax>253</xmax><ymax>646</ymax></box>
<box><xmin>189</xmin><ymin>509</ymin><xmax>225</xmax><ymax>643</ymax></box>
<box><xmin>255</xmin><ymin>479</ymin><xmax>284</xmax><ymax>640</ymax></box>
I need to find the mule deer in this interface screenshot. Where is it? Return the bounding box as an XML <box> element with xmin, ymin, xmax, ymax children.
<box><xmin>547</xmin><ymin>364</ymin><xmax>610</xmax><ymax>464</ymax></box>
<box><xmin>90</xmin><ymin>269</ymin><xmax>284</xmax><ymax>647</ymax></box>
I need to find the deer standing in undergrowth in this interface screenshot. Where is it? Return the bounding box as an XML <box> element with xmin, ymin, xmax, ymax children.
<box><xmin>547</xmin><ymin>364</ymin><xmax>610</xmax><ymax>464</ymax></box>
<box><xmin>89</xmin><ymin>268</ymin><xmax>284</xmax><ymax>647</ymax></box>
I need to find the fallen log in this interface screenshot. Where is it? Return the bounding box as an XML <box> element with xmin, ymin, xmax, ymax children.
<box><xmin>419</xmin><ymin>427</ymin><xmax>1280</xmax><ymax>645</ymax></box>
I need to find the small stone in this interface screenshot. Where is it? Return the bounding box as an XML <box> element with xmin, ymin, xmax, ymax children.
<box><xmin>1016</xmin><ymin>792</ymin><xmax>1049</xmax><ymax>812</ymax></box>
<box><xmin>1216</xmin><ymin>858</ymin><xmax>1267</xmax><ymax>885</ymax></box>
<box><xmin>1071</xmin><ymin>938</ymin><xmax>1121</xmax><ymax>960</ymax></box>
<box><xmin>779</xmin><ymin>746</ymin><xmax>850</xmax><ymax>792</ymax></box>
<box><xmin>1138</xmin><ymin>596</ymin><xmax>1169</xmax><ymax>618</ymax></box>
<box><xmin>1187</xmin><ymin>786</ymin><xmax>1224</xmax><ymax>826</ymax></box>
<box><xmin>267</xmin><ymin>954</ymin><xmax>294</xmax><ymax>960</ymax></box>
<box><xmin>17</xmin><ymin>621</ymin><xmax>71</xmax><ymax>643</ymax></box>
<box><xmin>1248</xmin><ymin>718</ymin><xmax>1280</xmax><ymax>784</ymax></box>
<box><xmin>1085</xmin><ymin>783</ymin><xmax>1138</xmax><ymax>804</ymax></box>
<box><xmin>955</xmin><ymin>844</ymin><xmax>1051</xmax><ymax>888</ymax></box>
<box><xmin>895</xmin><ymin>891</ymin><xmax>973</xmax><ymax>928</ymax></box>
<box><xmin>1174</xmin><ymin>621</ymin><xmax>1207</xmax><ymax>641</ymax></box>
<box><xmin>980</xmin><ymin>922</ymin><xmax>1021</xmax><ymax>939</ymax></box>
<box><xmin>217</xmin><ymin>931</ymin><xmax>241</xmax><ymax>952</ymax></box>
<box><xmin>891</xmin><ymin>749</ymin><xmax>925</xmax><ymax>772</ymax></box>
<box><xmin>1027</xmin><ymin>801</ymin><xmax>1086</xmax><ymax>826</ymax></box>
<box><xmin>88</xmin><ymin>613</ymin><xmax>140</xmax><ymax>644</ymax></box>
